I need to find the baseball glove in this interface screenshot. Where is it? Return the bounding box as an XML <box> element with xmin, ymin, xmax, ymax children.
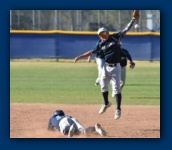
<box><xmin>132</xmin><ymin>10</ymin><xmax>140</xmax><ymax>20</ymax></box>
<box><xmin>129</xmin><ymin>61</ymin><xmax>135</xmax><ymax>70</ymax></box>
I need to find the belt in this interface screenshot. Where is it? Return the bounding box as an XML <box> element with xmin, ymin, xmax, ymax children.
<box><xmin>105</xmin><ymin>62</ymin><xmax>117</xmax><ymax>67</ymax></box>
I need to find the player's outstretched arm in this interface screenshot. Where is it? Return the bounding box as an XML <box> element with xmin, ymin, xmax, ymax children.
<box><xmin>121</xmin><ymin>10</ymin><xmax>140</xmax><ymax>37</ymax></box>
<box><xmin>74</xmin><ymin>51</ymin><xmax>92</xmax><ymax>63</ymax></box>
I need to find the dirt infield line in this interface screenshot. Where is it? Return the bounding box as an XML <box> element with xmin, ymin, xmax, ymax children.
<box><xmin>10</xmin><ymin>103</ymin><xmax>160</xmax><ymax>138</ymax></box>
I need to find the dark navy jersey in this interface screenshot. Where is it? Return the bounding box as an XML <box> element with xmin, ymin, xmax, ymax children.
<box><xmin>120</xmin><ymin>48</ymin><xmax>133</xmax><ymax>67</ymax></box>
<box><xmin>91</xmin><ymin>18</ymin><xmax>135</xmax><ymax>64</ymax></box>
<box><xmin>96</xmin><ymin>50</ymin><xmax>104</xmax><ymax>59</ymax></box>
<box><xmin>48</xmin><ymin>115</ymin><xmax>72</xmax><ymax>131</ymax></box>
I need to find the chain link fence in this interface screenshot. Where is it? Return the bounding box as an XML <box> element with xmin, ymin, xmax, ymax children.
<box><xmin>10</xmin><ymin>10</ymin><xmax>160</xmax><ymax>32</ymax></box>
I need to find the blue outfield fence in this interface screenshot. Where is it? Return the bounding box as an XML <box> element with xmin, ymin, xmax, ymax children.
<box><xmin>10</xmin><ymin>30</ymin><xmax>160</xmax><ymax>61</ymax></box>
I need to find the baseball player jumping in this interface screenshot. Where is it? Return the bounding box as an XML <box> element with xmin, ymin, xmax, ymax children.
<box><xmin>74</xmin><ymin>10</ymin><xmax>139</xmax><ymax>120</ymax></box>
<box><xmin>88</xmin><ymin>42</ymin><xmax>135</xmax><ymax>97</ymax></box>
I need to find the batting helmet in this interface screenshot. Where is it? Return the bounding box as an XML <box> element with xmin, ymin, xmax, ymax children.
<box><xmin>54</xmin><ymin>110</ymin><xmax>65</xmax><ymax>116</ymax></box>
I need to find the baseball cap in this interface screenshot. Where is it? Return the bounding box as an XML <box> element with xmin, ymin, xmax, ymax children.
<box><xmin>97</xmin><ymin>27</ymin><xmax>108</xmax><ymax>35</ymax></box>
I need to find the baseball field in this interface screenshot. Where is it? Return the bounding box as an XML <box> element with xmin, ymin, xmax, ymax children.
<box><xmin>10</xmin><ymin>60</ymin><xmax>160</xmax><ymax>138</ymax></box>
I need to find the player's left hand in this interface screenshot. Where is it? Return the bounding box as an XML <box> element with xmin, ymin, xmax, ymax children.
<box><xmin>129</xmin><ymin>61</ymin><xmax>135</xmax><ymax>70</ymax></box>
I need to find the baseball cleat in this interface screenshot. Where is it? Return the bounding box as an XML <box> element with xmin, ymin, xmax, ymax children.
<box><xmin>68</xmin><ymin>123</ymin><xmax>77</xmax><ymax>137</ymax></box>
<box><xmin>114</xmin><ymin>109</ymin><xmax>121</xmax><ymax>120</ymax></box>
<box><xmin>99</xmin><ymin>102</ymin><xmax>112</xmax><ymax>114</ymax></box>
<box><xmin>95</xmin><ymin>123</ymin><xmax>106</xmax><ymax>136</ymax></box>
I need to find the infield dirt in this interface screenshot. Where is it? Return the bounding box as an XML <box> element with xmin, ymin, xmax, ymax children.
<box><xmin>10</xmin><ymin>104</ymin><xmax>160</xmax><ymax>138</ymax></box>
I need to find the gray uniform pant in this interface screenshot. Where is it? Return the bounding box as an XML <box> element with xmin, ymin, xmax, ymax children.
<box><xmin>101</xmin><ymin>63</ymin><xmax>121</xmax><ymax>94</ymax></box>
<box><xmin>59</xmin><ymin>117</ymin><xmax>85</xmax><ymax>135</ymax></box>
<box><xmin>120</xmin><ymin>66</ymin><xmax>126</xmax><ymax>86</ymax></box>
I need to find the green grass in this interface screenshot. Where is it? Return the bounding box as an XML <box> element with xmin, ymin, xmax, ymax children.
<box><xmin>10</xmin><ymin>60</ymin><xmax>160</xmax><ymax>105</ymax></box>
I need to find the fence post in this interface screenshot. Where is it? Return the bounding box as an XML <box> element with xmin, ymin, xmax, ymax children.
<box><xmin>10</xmin><ymin>10</ymin><xmax>12</xmax><ymax>30</ymax></box>
<box><xmin>32</xmin><ymin>10</ymin><xmax>35</xmax><ymax>30</ymax></box>
<box><xmin>17</xmin><ymin>10</ymin><xmax>20</xmax><ymax>29</ymax></box>
<box><xmin>118</xmin><ymin>10</ymin><xmax>121</xmax><ymax>30</ymax></box>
